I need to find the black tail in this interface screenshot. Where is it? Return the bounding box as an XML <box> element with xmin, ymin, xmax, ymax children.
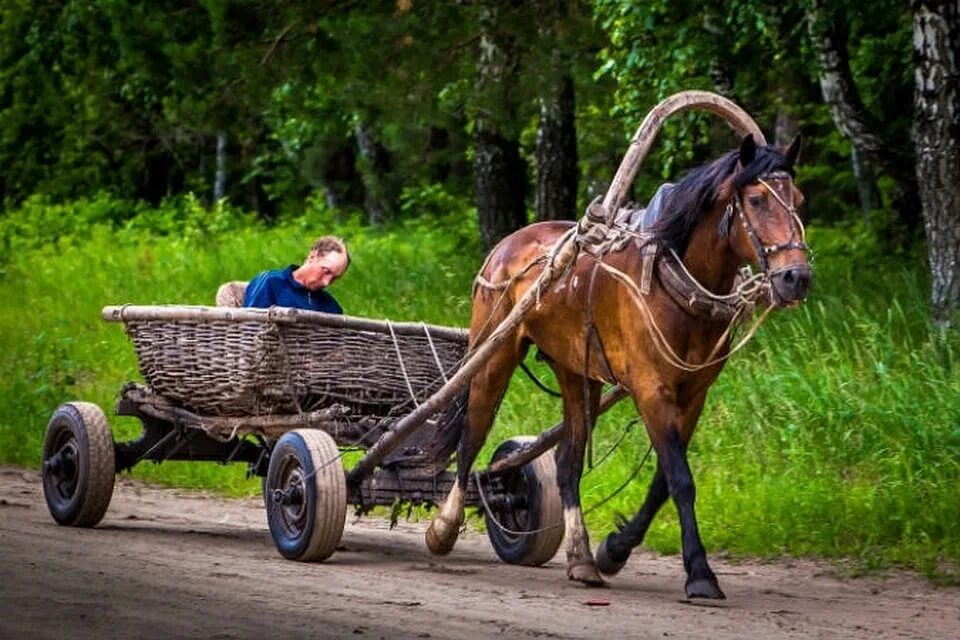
<box><xmin>426</xmin><ymin>386</ymin><xmax>470</xmax><ymax>464</ymax></box>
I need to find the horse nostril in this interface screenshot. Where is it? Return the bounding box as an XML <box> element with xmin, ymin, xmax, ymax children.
<box><xmin>774</xmin><ymin>266</ymin><xmax>812</xmax><ymax>302</ymax></box>
<box><xmin>791</xmin><ymin>267</ymin><xmax>811</xmax><ymax>296</ymax></box>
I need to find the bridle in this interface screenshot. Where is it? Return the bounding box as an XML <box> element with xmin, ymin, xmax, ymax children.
<box><xmin>720</xmin><ymin>170</ymin><xmax>809</xmax><ymax>274</ymax></box>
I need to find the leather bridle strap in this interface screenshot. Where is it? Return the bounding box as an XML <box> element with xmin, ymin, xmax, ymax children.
<box><xmin>734</xmin><ymin>171</ymin><xmax>808</xmax><ymax>273</ymax></box>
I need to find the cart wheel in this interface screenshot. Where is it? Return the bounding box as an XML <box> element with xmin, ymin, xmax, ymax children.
<box><xmin>265</xmin><ymin>429</ymin><xmax>346</xmax><ymax>562</ymax></box>
<box><xmin>41</xmin><ymin>402</ymin><xmax>116</xmax><ymax>527</ymax></box>
<box><xmin>484</xmin><ymin>436</ymin><xmax>565</xmax><ymax>566</ymax></box>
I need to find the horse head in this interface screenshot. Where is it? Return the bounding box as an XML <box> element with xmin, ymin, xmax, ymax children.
<box><xmin>725</xmin><ymin>134</ymin><xmax>811</xmax><ymax>307</ymax></box>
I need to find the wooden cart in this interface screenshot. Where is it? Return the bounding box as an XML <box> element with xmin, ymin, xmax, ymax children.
<box><xmin>40</xmin><ymin>304</ymin><xmax>568</xmax><ymax>565</ymax></box>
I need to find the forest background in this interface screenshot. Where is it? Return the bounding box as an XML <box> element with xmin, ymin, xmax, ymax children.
<box><xmin>0</xmin><ymin>1</ymin><xmax>958</xmax><ymax>581</ymax></box>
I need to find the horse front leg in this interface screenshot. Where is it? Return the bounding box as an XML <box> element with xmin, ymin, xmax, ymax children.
<box><xmin>599</xmin><ymin>392</ymin><xmax>723</xmax><ymax>598</ymax></box>
<box><xmin>553</xmin><ymin>369</ymin><xmax>604</xmax><ymax>586</ymax></box>
<box><xmin>659</xmin><ymin>424</ymin><xmax>724</xmax><ymax>599</ymax></box>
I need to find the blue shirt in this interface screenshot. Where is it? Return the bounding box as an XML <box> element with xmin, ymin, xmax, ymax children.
<box><xmin>243</xmin><ymin>265</ymin><xmax>343</xmax><ymax>314</ymax></box>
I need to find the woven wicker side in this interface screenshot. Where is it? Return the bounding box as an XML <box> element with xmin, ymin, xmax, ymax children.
<box><xmin>281</xmin><ymin>324</ymin><xmax>465</xmax><ymax>416</ymax></box>
<box><xmin>124</xmin><ymin>317</ymin><xmax>466</xmax><ymax>417</ymax></box>
<box><xmin>125</xmin><ymin>320</ymin><xmax>290</xmax><ymax>416</ymax></box>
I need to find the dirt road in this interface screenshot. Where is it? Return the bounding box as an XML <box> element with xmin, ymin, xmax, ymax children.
<box><xmin>1</xmin><ymin>467</ymin><xmax>957</xmax><ymax>640</ymax></box>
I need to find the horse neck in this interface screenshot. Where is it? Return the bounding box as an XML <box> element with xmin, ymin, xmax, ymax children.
<box><xmin>678</xmin><ymin>201</ymin><xmax>741</xmax><ymax>295</ymax></box>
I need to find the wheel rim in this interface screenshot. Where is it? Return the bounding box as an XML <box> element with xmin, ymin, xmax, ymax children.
<box><xmin>43</xmin><ymin>429</ymin><xmax>81</xmax><ymax>506</ymax></box>
<box><xmin>491</xmin><ymin>468</ymin><xmax>532</xmax><ymax>545</ymax></box>
<box><xmin>274</xmin><ymin>453</ymin><xmax>310</xmax><ymax>539</ymax></box>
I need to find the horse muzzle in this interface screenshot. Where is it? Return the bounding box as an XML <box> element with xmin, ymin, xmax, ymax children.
<box><xmin>769</xmin><ymin>264</ymin><xmax>812</xmax><ymax>307</ymax></box>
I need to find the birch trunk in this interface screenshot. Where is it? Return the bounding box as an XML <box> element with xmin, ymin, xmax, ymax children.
<box><xmin>913</xmin><ymin>0</ymin><xmax>960</xmax><ymax>326</ymax></box>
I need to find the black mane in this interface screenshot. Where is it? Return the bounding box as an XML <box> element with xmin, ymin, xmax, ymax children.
<box><xmin>648</xmin><ymin>144</ymin><xmax>794</xmax><ymax>255</ymax></box>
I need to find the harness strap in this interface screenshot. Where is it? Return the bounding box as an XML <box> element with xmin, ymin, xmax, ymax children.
<box><xmin>639</xmin><ymin>242</ymin><xmax>657</xmax><ymax>295</ymax></box>
<box><xmin>586</xmin><ymin>260</ymin><xmax>620</xmax><ymax>386</ymax></box>
<box><xmin>656</xmin><ymin>251</ymin><xmax>746</xmax><ymax>321</ymax></box>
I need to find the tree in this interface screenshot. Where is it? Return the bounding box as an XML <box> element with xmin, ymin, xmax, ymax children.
<box><xmin>534</xmin><ymin>0</ymin><xmax>579</xmax><ymax>222</ymax></box>
<box><xmin>471</xmin><ymin>2</ymin><xmax>528</xmax><ymax>250</ymax></box>
<box><xmin>805</xmin><ymin>0</ymin><xmax>920</xmax><ymax>236</ymax></box>
<box><xmin>913</xmin><ymin>0</ymin><xmax>960</xmax><ymax>326</ymax></box>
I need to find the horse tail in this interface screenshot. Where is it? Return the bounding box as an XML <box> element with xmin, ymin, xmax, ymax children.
<box><xmin>419</xmin><ymin>386</ymin><xmax>470</xmax><ymax>464</ymax></box>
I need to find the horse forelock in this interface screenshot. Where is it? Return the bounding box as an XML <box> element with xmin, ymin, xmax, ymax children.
<box><xmin>649</xmin><ymin>144</ymin><xmax>794</xmax><ymax>254</ymax></box>
<box><xmin>732</xmin><ymin>144</ymin><xmax>795</xmax><ymax>190</ymax></box>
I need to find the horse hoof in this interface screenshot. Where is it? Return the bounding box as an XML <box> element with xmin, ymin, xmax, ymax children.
<box><xmin>567</xmin><ymin>561</ymin><xmax>606</xmax><ymax>587</ymax></box>
<box><xmin>595</xmin><ymin>537</ymin><xmax>629</xmax><ymax>576</ymax></box>
<box><xmin>425</xmin><ymin>516</ymin><xmax>460</xmax><ymax>556</ymax></box>
<box><xmin>685</xmin><ymin>577</ymin><xmax>726</xmax><ymax>600</ymax></box>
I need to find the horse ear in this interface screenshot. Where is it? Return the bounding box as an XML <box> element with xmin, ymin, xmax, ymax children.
<box><xmin>739</xmin><ymin>134</ymin><xmax>757</xmax><ymax>167</ymax></box>
<box><xmin>784</xmin><ymin>133</ymin><xmax>803</xmax><ymax>166</ymax></box>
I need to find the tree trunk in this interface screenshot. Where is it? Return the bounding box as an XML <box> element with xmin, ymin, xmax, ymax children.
<box><xmin>354</xmin><ymin>120</ymin><xmax>393</xmax><ymax>225</ymax></box>
<box><xmin>535</xmin><ymin>1</ymin><xmax>578</xmax><ymax>222</ymax></box>
<box><xmin>214</xmin><ymin>132</ymin><xmax>227</xmax><ymax>203</ymax></box>
<box><xmin>913</xmin><ymin>0</ymin><xmax>960</xmax><ymax>327</ymax></box>
<box><xmin>473</xmin><ymin>3</ymin><xmax>527</xmax><ymax>250</ymax></box>
<box><xmin>806</xmin><ymin>0</ymin><xmax>921</xmax><ymax>234</ymax></box>
<box><xmin>535</xmin><ymin>72</ymin><xmax>577</xmax><ymax>222</ymax></box>
<box><xmin>850</xmin><ymin>146</ymin><xmax>881</xmax><ymax>216</ymax></box>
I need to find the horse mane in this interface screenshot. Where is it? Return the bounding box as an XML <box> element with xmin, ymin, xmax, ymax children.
<box><xmin>649</xmin><ymin>144</ymin><xmax>795</xmax><ymax>255</ymax></box>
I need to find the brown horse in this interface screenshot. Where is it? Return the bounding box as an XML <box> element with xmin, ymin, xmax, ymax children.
<box><xmin>426</xmin><ymin>133</ymin><xmax>810</xmax><ymax>599</ymax></box>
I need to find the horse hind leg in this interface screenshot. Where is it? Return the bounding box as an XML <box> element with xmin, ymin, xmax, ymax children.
<box><xmin>595</xmin><ymin>466</ymin><xmax>669</xmax><ymax>575</ymax></box>
<box><xmin>425</xmin><ymin>344</ymin><xmax>522</xmax><ymax>556</ymax></box>
<box><xmin>552</xmin><ymin>368</ymin><xmax>605</xmax><ymax>586</ymax></box>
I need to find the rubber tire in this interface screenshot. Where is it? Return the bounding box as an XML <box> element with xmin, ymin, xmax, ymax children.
<box><xmin>41</xmin><ymin>402</ymin><xmax>116</xmax><ymax>527</ymax></box>
<box><xmin>265</xmin><ymin>429</ymin><xmax>346</xmax><ymax>562</ymax></box>
<box><xmin>484</xmin><ymin>436</ymin><xmax>565</xmax><ymax>566</ymax></box>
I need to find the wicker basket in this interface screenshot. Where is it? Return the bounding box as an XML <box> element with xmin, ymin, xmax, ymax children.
<box><xmin>104</xmin><ymin>305</ymin><xmax>468</xmax><ymax>417</ymax></box>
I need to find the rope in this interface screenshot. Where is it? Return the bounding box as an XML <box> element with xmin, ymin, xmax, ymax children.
<box><xmin>583</xmin><ymin>442</ymin><xmax>653</xmax><ymax>516</ymax></box>
<box><xmin>592</xmin><ymin>257</ymin><xmax>774</xmax><ymax>372</ymax></box>
<box><xmin>474</xmin><ymin>470</ymin><xmax>562</xmax><ymax>537</ymax></box>
<box><xmin>387</xmin><ymin>321</ymin><xmax>420</xmax><ymax>408</ymax></box>
<box><xmin>421</xmin><ymin>323</ymin><xmax>450</xmax><ymax>383</ymax></box>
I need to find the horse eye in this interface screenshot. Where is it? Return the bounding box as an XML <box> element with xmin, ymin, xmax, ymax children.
<box><xmin>748</xmin><ymin>195</ymin><xmax>763</xmax><ymax>208</ymax></box>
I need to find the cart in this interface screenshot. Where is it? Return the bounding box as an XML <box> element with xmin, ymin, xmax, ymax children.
<box><xmin>40</xmin><ymin>304</ymin><xmax>569</xmax><ymax>565</ymax></box>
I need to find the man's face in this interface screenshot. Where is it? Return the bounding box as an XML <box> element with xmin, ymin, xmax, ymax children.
<box><xmin>301</xmin><ymin>250</ymin><xmax>348</xmax><ymax>290</ymax></box>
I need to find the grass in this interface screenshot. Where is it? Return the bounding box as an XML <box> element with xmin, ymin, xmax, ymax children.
<box><xmin>1</xmin><ymin>196</ymin><xmax>957</xmax><ymax>581</ymax></box>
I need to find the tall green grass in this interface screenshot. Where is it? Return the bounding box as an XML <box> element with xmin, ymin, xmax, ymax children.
<box><xmin>1</xmin><ymin>196</ymin><xmax>957</xmax><ymax>580</ymax></box>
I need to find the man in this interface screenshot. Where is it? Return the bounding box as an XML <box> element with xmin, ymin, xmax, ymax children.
<box><xmin>243</xmin><ymin>236</ymin><xmax>349</xmax><ymax>314</ymax></box>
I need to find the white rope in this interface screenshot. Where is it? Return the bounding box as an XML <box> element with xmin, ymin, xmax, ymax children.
<box><xmin>421</xmin><ymin>323</ymin><xmax>450</xmax><ymax>383</ymax></box>
<box><xmin>387</xmin><ymin>321</ymin><xmax>420</xmax><ymax>407</ymax></box>
<box><xmin>473</xmin><ymin>471</ymin><xmax>562</xmax><ymax>537</ymax></box>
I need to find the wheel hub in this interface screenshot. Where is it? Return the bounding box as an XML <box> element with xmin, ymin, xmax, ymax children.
<box><xmin>44</xmin><ymin>440</ymin><xmax>79</xmax><ymax>500</ymax></box>
<box><xmin>274</xmin><ymin>457</ymin><xmax>309</xmax><ymax>536</ymax></box>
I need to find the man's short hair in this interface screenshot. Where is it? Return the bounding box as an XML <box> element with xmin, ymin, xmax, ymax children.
<box><xmin>309</xmin><ymin>236</ymin><xmax>349</xmax><ymax>266</ymax></box>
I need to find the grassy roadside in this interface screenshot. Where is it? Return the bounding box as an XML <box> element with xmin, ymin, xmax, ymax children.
<box><xmin>1</xmin><ymin>196</ymin><xmax>957</xmax><ymax>581</ymax></box>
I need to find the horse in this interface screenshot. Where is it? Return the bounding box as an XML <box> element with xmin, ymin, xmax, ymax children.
<box><xmin>425</xmin><ymin>131</ymin><xmax>811</xmax><ymax>599</ymax></box>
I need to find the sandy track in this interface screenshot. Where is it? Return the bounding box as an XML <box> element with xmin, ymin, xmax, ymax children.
<box><xmin>1</xmin><ymin>467</ymin><xmax>957</xmax><ymax>640</ymax></box>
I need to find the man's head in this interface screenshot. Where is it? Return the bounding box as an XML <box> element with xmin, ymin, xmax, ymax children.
<box><xmin>297</xmin><ymin>236</ymin><xmax>349</xmax><ymax>290</ymax></box>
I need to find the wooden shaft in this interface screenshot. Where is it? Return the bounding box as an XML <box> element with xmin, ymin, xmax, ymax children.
<box><xmin>602</xmin><ymin>90</ymin><xmax>766</xmax><ymax>215</ymax></box>
<box><xmin>483</xmin><ymin>386</ymin><xmax>630</xmax><ymax>476</ymax></box>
